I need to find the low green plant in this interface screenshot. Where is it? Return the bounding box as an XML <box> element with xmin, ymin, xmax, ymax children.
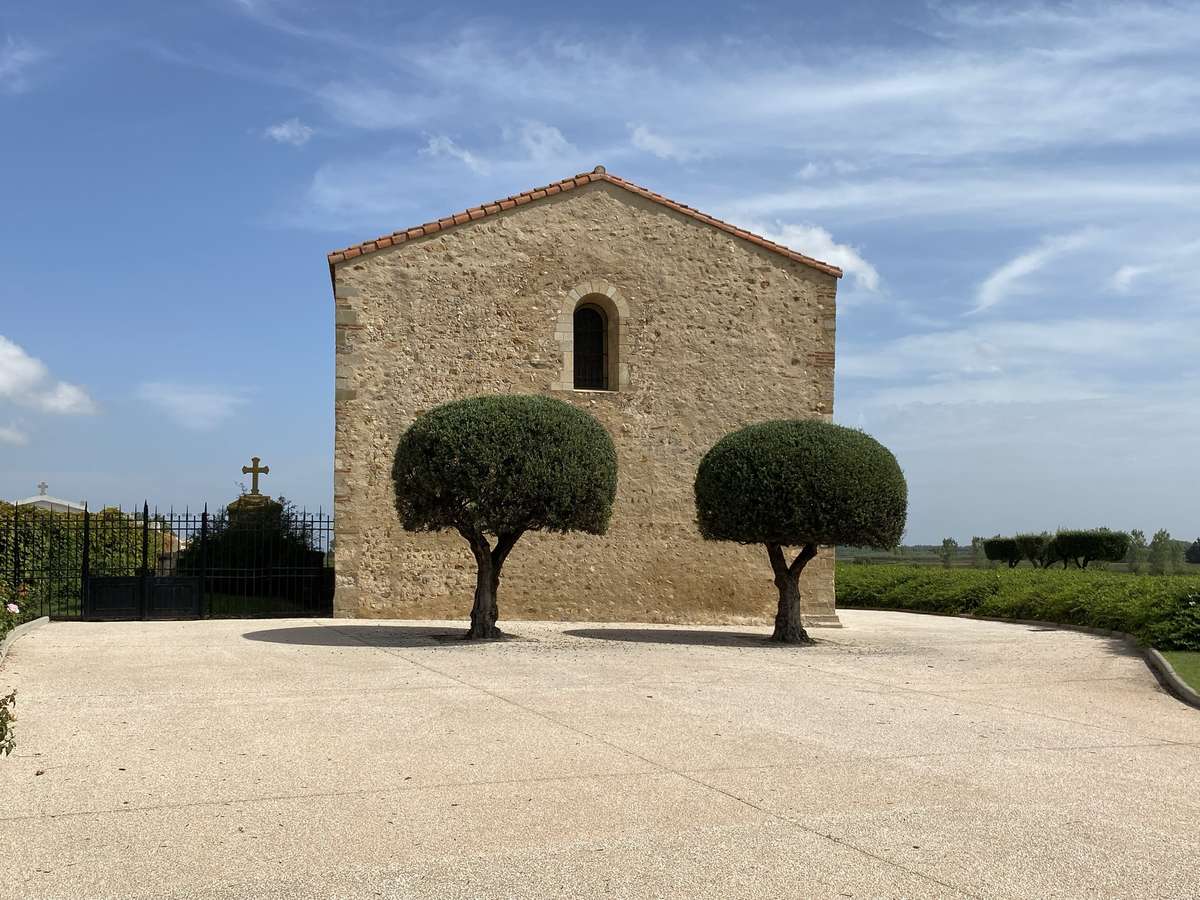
<box><xmin>0</xmin><ymin>690</ymin><xmax>14</xmax><ymax>757</ymax></box>
<box><xmin>1148</xmin><ymin>592</ymin><xmax>1200</xmax><ymax>651</ymax></box>
<box><xmin>836</xmin><ymin>563</ymin><xmax>1200</xmax><ymax>650</ymax></box>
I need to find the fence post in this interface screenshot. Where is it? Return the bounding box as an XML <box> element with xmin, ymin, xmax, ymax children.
<box><xmin>140</xmin><ymin>501</ymin><xmax>150</xmax><ymax>619</ymax></box>
<box><xmin>199</xmin><ymin>505</ymin><xmax>208</xmax><ymax>618</ymax></box>
<box><xmin>47</xmin><ymin>512</ymin><xmax>55</xmax><ymax>619</ymax></box>
<box><xmin>81</xmin><ymin>504</ymin><xmax>90</xmax><ymax>617</ymax></box>
<box><xmin>11</xmin><ymin>504</ymin><xmax>20</xmax><ymax>599</ymax></box>
<box><xmin>141</xmin><ymin>501</ymin><xmax>150</xmax><ymax>577</ymax></box>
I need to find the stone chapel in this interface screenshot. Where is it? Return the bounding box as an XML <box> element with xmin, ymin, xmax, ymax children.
<box><xmin>328</xmin><ymin>167</ymin><xmax>842</xmax><ymax>626</ymax></box>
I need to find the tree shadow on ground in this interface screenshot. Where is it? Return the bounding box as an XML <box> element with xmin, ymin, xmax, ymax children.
<box><xmin>242</xmin><ymin>624</ymin><xmax>518</xmax><ymax>647</ymax></box>
<box><xmin>563</xmin><ymin>627</ymin><xmax>799</xmax><ymax>648</ymax></box>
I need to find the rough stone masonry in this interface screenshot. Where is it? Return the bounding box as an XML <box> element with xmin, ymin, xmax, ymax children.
<box><xmin>329</xmin><ymin>168</ymin><xmax>842</xmax><ymax>626</ymax></box>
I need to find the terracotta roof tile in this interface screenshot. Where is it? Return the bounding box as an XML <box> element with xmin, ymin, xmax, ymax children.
<box><xmin>327</xmin><ymin>167</ymin><xmax>843</xmax><ymax>279</ymax></box>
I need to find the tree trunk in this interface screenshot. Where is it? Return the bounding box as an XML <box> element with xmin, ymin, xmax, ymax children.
<box><xmin>460</xmin><ymin>527</ymin><xmax>523</xmax><ymax>640</ymax></box>
<box><xmin>466</xmin><ymin>549</ymin><xmax>500</xmax><ymax>639</ymax></box>
<box><xmin>767</xmin><ymin>543</ymin><xmax>817</xmax><ymax>644</ymax></box>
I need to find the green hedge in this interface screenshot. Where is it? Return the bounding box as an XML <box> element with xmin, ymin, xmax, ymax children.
<box><xmin>836</xmin><ymin>563</ymin><xmax>1200</xmax><ymax>650</ymax></box>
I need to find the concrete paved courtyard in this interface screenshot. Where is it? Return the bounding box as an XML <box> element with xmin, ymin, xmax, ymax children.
<box><xmin>1</xmin><ymin>611</ymin><xmax>1198</xmax><ymax>898</ymax></box>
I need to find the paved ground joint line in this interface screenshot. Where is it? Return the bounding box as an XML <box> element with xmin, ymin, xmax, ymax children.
<box><xmin>321</xmin><ymin>621</ymin><xmax>984</xmax><ymax>899</ymax></box>
<box><xmin>0</xmin><ymin>768</ymin><xmax>665</xmax><ymax>826</ymax></box>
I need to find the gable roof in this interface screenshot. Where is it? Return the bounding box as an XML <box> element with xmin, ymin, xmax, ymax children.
<box><xmin>326</xmin><ymin>166</ymin><xmax>843</xmax><ymax>280</ymax></box>
<box><xmin>16</xmin><ymin>494</ymin><xmax>86</xmax><ymax>513</ymax></box>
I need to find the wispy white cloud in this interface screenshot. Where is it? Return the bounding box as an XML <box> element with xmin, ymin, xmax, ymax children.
<box><xmin>420</xmin><ymin>134</ymin><xmax>489</xmax><ymax>174</ymax></box>
<box><xmin>511</xmin><ymin>120</ymin><xmax>573</xmax><ymax>163</ymax></box>
<box><xmin>298</xmin><ymin>120</ymin><xmax>588</xmax><ymax>224</ymax></box>
<box><xmin>1110</xmin><ymin>264</ymin><xmax>1152</xmax><ymax>293</ymax></box>
<box><xmin>37</xmin><ymin>382</ymin><xmax>96</xmax><ymax>415</ymax></box>
<box><xmin>629</xmin><ymin>124</ymin><xmax>699</xmax><ymax>163</ymax></box>
<box><xmin>292</xmin><ymin>4</ymin><xmax>1200</xmax><ymax>161</ymax></box>
<box><xmin>750</xmin><ymin>222</ymin><xmax>880</xmax><ymax>294</ymax></box>
<box><xmin>971</xmin><ymin>230</ymin><xmax>1098</xmax><ymax>314</ymax></box>
<box><xmin>1106</xmin><ymin>235</ymin><xmax>1200</xmax><ymax>294</ymax></box>
<box><xmin>0</xmin><ymin>35</ymin><xmax>44</xmax><ymax>94</ymax></box>
<box><xmin>841</xmin><ymin>317</ymin><xmax>1184</xmax><ymax>383</ymax></box>
<box><xmin>734</xmin><ymin>169</ymin><xmax>1200</xmax><ymax>225</ymax></box>
<box><xmin>797</xmin><ymin>160</ymin><xmax>858</xmax><ymax>180</ymax></box>
<box><xmin>137</xmin><ymin>383</ymin><xmax>248</xmax><ymax>431</ymax></box>
<box><xmin>0</xmin><ymin>335</ymin><xmax>95</xmax><ymax>415</ymax></box>
<box><xmin>0</xmin><ymin>424</ymin><xmax>28</xmax><ymax>446</ymax></box>
<box><xmin>264</xmin><ymin>117</ymin><xmax>313</xmax><ymax>146</ymax></box>
<box><xmin>315</xmin><ymin>82</ymin><xmax>438</xmax><ymax>130</ymax></box>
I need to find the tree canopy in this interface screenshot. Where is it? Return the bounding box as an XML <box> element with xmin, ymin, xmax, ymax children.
<box><xmin>1050</xmin><ymin>529</ymin><xmax>1131</xmax><ymax>569</ymax></box>
<box><xmin>694</xmin><ymin>420</ymin><xmax>907</xmax><ymax>550</ymax></box>
<box><xmin>393</xmin><ymin>395</ymin><xmax>617</xmax><ymax>538</ymax></box>
<box><xmin>393</xmin><ymin>394</ymin><xmax>618</xmax><ymax>638</ymax></box>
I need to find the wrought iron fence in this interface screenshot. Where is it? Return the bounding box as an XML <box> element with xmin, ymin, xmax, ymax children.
<box><xmin>1</xmin><ymin>503</ymin><xmax>334</xmax><ymax>620</ymax></box>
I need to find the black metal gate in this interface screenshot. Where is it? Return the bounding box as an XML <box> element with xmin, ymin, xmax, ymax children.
<box><xmin>86</xmin><ymin>576</ymin><xmax>202</xmax><ymax>620</ymax></box>
<box><xmin>3</xmin><ymin>502</ymin><xmax>334</xmax><ymax>620</ymax></box>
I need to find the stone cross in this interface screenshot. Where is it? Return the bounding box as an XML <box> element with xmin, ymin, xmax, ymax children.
<box><xmin>37</xmin><ymin>481</ymin><xmax>48</xmax><ymax>496</ymax></box>
<box><xmin>241</xmin><ymin>457</ymin><xmax>270</xmax><ymax>495</ymax></box>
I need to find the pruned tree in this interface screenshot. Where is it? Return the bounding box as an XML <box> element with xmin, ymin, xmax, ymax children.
<box><xmin>984</xmin><ymin>537</ymin><xmax>1022</xmax><ymax>568</ymax></box>
<box><xmin>939</xmin><ymin>538</ymin><xmax>958</xmax><ymax>568</ymax></box>
<box><xmin>392</xmin><ymin>395</ymin><xmax>617</xmax><ymax>639</ymax></box>
<box><xmin>694</xmin><ymin>420</ymin><xmax>907</xmax><ymax>644</ymax></box>
<box><xmin>1053</xmin><ymin>529</ymin><xmax>1131</xmax><ymax>569</ymax></box>
<box><xmin>1014</xmin><ymin>533</ymin><xmax>1049</xmax><ymax>568</ymax></box>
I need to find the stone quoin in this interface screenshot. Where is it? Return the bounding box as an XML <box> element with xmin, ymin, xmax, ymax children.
<box><xmin>329</xmin><ymin>168</ymin><xmax>842</xmax><ymax>626</ymax></box>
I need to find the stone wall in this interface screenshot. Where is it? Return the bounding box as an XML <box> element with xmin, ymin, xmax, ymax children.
<box><xmin>332</xmin><ymin>181</ymin><xmax>839</xmax><ymax>626</ymax></box>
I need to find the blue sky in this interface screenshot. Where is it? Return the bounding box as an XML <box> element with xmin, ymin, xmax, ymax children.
<box><xmin>2</xmin><ymin>0</ymin><xmax>1197</xmax><ymax>542</ymax></box>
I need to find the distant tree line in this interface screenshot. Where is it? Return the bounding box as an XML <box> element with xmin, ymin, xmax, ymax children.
<box><xmin>976</xmin><ymin>529</ymin><xmax>1194</xmax><ymax>575</ymax></box>
<box><xmin>859</xmin><ymin>530</ymin><xmax>1200</xmax><ymax>575</ymax></box>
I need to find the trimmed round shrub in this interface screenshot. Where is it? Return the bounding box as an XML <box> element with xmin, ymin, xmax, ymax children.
<box><xmin>1052</xmin><ymin>529</ymin><xmax>1131</xmax><ymax>569</ymax></box>
<box><xmin>984</xmin><ymin>537</ymin><xmax>1022</xmax><ymax>568</ymax></box>
<box><xmin>393</xmin><ymin>394</ymin><xmax>617</xmax><ymax>638</ymax></box>
<box><xmin>695</xmin><ymin>420</ymin><xmax>906</xmax><ymax>643</ymax></box>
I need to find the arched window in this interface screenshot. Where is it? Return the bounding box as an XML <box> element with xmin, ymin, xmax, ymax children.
<box><xmin>573</xmin><ymin>304</ymin><xmax>608</xmax><ymax>390</ymax></box>
<box><xmin>554</xmin><ymin>281</ymin><xmax>630</xmax><ymax>393</ymax></box>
